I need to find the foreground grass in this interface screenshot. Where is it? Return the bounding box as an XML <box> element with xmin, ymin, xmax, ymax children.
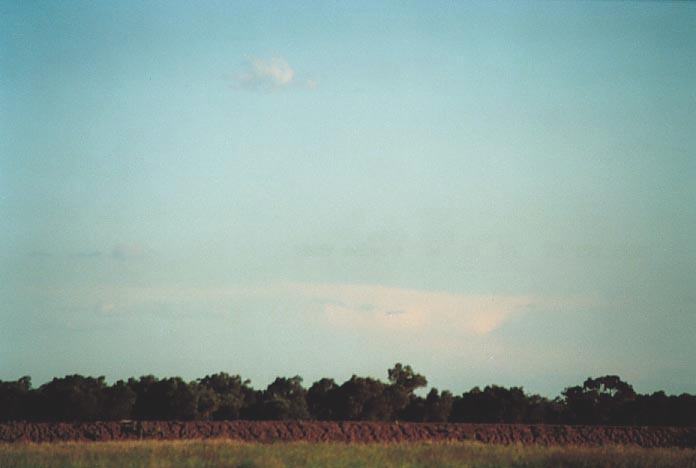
<box><xmin>1</xmin><ymin>440</ymin><xmax>695</xmax><ymax>468</ymax></box>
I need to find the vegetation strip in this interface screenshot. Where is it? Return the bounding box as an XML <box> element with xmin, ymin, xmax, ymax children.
<box><xmin>2</xmin><ymin>421</ymin><xmax>696</xmax><ymax>447</ymax></box>
<box><xmin>3</xmin><ymin>364</ymin><xmax>696</xmax><ymax>426</ymax></box>
<box><xmin>3</xmin><ymin>441</ymin><xmax>696</xmax><ymax>468</ymax></box>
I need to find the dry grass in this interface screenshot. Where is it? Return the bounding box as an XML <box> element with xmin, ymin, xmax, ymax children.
<box><xmin>1</xmin><ymin>440</ymin><xmax>695</xmax><ymax>467</ymax></box>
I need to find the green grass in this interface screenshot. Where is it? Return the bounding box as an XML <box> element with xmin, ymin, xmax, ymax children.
<box><xmin>1</xmin><ymin>440</ymin><xmax>695</xmax><ymax>468</ymax></box>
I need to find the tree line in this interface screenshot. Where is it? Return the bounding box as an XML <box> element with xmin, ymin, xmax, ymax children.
<box><xmin>1</xmin><ymin>364</ymin><xmax>694</xmax><ymax>426</ymax></box>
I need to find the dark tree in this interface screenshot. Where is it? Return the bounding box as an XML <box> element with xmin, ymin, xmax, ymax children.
<box><xmin>101</xmin><ymin>380</ymin><xmax>136</xmax><ymax>420</ymax></box>
<box><xmin>129</xmin><ymin>376</ymin><xmax>198</xmax><ymax>420</ymax></box>
<box><xmin>562</xmin><ymin>375</ymin><xmax>637</xmax><ymax>425</ymax></box>
<box><xmin>386</xmin><ymin>363</ymin><xmax>427</xmax><ymax>419</ymax></box>
<box><xmin>452</xmin><ymin>385</ymin><xmax>533</xmax><ymax>423</ymax></box>
<box><xmin>1</xmin><ymin>366</ymin><xmax>693</xmax><ymax>425</ymax></box>
<box><xmin>0</xmin><ymin>377</ymin><xmax>32</xmax><ymax>421</ymax></box>
<box><xmin>333</xmin><ymin>375</ymin><xmax>391</xmax><ymax>421</ymax></box>
<box><xmin>307</xmin><ymin>378</ymin><xmax>338</xmax><ymax>420</ymax></box>
<box><xmin>424</xmin><ymin>388</ymin><xmax>453</xmax><ymax>422</ymax></box>
<box><xmin>388</xmin><ymin>363</ymin><xmax>427</xmax><ymax>392</ymax></box>
<box><xmin>197</xmin><ymin>373</ymin><xmax>255</xmax><ymax>420</ymax></box>
<box><xmin>37</xmin><ymin>375</ymin><xmax>107</xmax><ymax>421</ymax></box>
<box><xmin>259</xmin><ymin>376</ymin><xmax>309</xmax><ymax>420</ymax></box>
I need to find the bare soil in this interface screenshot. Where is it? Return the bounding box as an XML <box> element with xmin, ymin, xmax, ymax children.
<box><xmin>1</xmin><ymin>421</ymin><xmax>694</xmax><ymax>447</ymax></box>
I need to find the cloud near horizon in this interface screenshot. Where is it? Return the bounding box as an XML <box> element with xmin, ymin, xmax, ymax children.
<box><xmin>67</xmin><ymin>281</ymin><xmax>554</xmax><ymax>337</ymax></box>
<box><xmin>285</xmin><ymin>283</ymin><xmax>538</xmax><ymax>336</ymax></box>
<box><xmin>21</xmin><ymin>281</ymin><xmax>597</xmax><ymax>373</ymax></box>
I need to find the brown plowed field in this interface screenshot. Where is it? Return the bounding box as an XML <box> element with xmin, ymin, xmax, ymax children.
<box><xmin>1</xmin><ymin>421</ymin><xmax>695</xmax><ymax>447</ymax></box>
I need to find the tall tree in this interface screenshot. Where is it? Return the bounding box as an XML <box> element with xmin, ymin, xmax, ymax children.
<box><xmin>37</xmin><ymin>375</ymin><xmax>107</xmax><ymax>421</ymax></box>
<box><xmin>197</xmin><ymin>373</ymin><xmax>255</xmax><ymax>420</ymax></box>
<box><xmin>260</xmin><ymin>376</ymin><xmax>309</xmax><ymax>420</ymax></box>
<box><xmin>0</xmin><ymin>377</ymin><xmax>32</xmax><ymax>421</ymax></box>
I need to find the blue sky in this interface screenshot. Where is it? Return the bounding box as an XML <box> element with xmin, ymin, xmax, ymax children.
<box><xmin>1</xmin><ymin>1</ymin><xmax>695</xmax><ymax>396</ymax></box>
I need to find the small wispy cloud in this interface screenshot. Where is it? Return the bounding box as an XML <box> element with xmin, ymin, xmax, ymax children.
<box><xmin>231</xmin><ymin>56</ymin><xmax>316</xmax><ymax>91</ymax></box>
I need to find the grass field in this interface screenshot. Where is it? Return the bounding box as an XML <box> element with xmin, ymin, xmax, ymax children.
<box><xmin>1</xmin><ymin>440</ymin><xmax>696</xmax><ymax>468</ymax></box>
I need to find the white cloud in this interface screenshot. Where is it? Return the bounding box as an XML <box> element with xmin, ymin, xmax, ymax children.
<box><xmin>32</xmin><ymin>282</ymin><xmax>517</xmax><ymax>323</ymax></box>
<box><xmin>233</xmin><ymin>57</ymin><xmax>295</xmax><ymax>90</ymax></box>
<box><xmin>286</xmin><ymin>283</ymin><xmax>537</xmax><ymax>336</ymax></box>
<box><xmin>231</xmin><ymin>57</ymin><xmax>318</xmax><ymax>91</ymax></box>
<box><xmin>36</xmin><ymin>281</ymin><xmax>587</xmax><ymax>341</ymax></box>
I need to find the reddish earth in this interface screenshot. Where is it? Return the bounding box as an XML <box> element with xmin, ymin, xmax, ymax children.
<box><xmin>1</xmin><ymin>421</ymin><xmax>695</xmax><ymax>447</ymax></box>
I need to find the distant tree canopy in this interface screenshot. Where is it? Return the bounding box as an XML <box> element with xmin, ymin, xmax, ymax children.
<box><xmin>0</xmin><ymin>364</ymin><xmax>694</xmax><ymax>426</ymax></box>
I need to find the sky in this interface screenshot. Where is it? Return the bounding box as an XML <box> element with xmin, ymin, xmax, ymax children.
<box><xmin>1</xmin><ymin>1</ymin><xmax>695</xmax><ymax>397</ymax></box>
